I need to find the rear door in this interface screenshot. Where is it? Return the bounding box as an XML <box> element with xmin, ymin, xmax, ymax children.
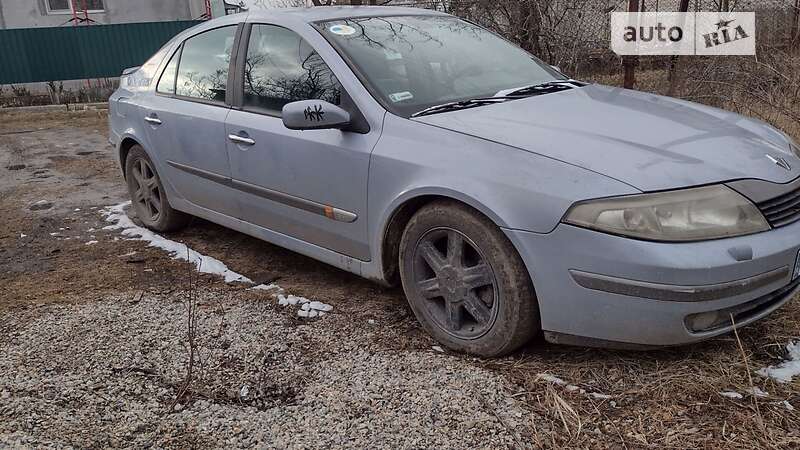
<box><xmin>224</xmin><ymin>23</ymin><xmax>381</xmax><ymax>260</ymax></box>
<box><xmin>142</xmin><ymin>25</ymin><xmax>240</xmax><ymax>218</ymax></box>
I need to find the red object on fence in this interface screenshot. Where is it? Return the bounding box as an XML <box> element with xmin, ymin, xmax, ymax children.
<box><xmin>198</xmin><ymin>0</ymin><xmax>213</xmax><ymax>20</ymax></box>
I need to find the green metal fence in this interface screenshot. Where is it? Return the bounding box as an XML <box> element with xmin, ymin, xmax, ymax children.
<box><xmin>0</xmin><ymin>20</ymin><xmax>201</xmax><ymax>84</ymax></box>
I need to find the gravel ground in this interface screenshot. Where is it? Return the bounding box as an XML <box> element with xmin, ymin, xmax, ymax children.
<box><xmin>0</xmin><ymin>291</ymin><xmax>528</xmax><ymax>449</ymax></box>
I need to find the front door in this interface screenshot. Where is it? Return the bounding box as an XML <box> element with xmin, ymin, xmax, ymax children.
<box><xmin>224</xmin><ymin>24</ymin><xmax>380</xmax><ymax>260</ymax></box>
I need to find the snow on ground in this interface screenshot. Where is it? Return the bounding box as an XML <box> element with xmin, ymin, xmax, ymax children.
<box><xmin>719</xmin><ymin>391</ymin><xmax>743</xmax><ymax>399</ymax></box>
<box><xmin>745</xmin><ymin>387</ymin><xmax>770</xmax><ymax>398</ymax></box>
<box><xmin>757</xmin><ymin>341</ymin><xmax>800</xmax><ymax>383</ymax></box>
<box><xmin>277</xmin><ymin>294</ymin><xmax>334</xmax><ymax>318</ymax></box>
<box><xmin>537</xmin><ymin>373</ymin><xmax>614</xmax><ymax>402</ymax></box>
<box><xmin>101</xmin><ymin>202</ymin><xmax>332</xmax><ymax>318</ymax></box>
<box><xmin>102</xmin><ymin>202</ymin><xmax>252</xmax><ymax>284</ymax></box>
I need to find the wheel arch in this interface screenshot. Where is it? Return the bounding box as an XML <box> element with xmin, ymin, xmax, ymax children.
<box><xmin>118</xmin><ymin>136</ymin><xmax>143</xmax><ymax>179</ymax></box>
<box><xmin>377</xmin><ymin>188</ymin><xmax>514</xmax><ymax>287</ymax></box>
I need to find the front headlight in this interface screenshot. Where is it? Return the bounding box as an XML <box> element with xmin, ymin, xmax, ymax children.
<box><xmin>563</xmin><ymin>185</ymin><xmax>770</xmax><ymax>241</ymax></box>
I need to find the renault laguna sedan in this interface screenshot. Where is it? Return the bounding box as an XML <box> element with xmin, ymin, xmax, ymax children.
<box><xmin>109</xmin><ymin>7</ymin><xmax>800</xmax><ymax>356</ymax></box>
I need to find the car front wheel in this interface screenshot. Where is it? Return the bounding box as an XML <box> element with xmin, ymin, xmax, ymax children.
<box><xmin>399</xmin><ymin>200</ymin><xmax>540</xmax><ymax>357</ymax></box>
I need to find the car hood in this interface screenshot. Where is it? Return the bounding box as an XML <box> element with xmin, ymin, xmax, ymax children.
<box><xmin>415</xmin><ymin>84</ymin><xmax>799</xmax><ymax>191</ymax></box>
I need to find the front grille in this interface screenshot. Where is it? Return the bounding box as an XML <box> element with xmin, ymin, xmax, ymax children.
<box><xmin>757</xmin><ymin>185</ymin><xmax>800</xmax><ymax>228</ymax></box>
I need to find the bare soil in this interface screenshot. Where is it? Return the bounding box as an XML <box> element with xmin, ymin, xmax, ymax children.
<box><xmin>1</xmin><ymin>109</ymin><xmax>798</xmax><ymax>449</ymax></box>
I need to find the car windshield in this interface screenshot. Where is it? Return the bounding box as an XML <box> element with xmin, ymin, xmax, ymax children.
<box><xmin>317</xmin><ymin>15</ymin><xmax>565</xmax><ymax>118</ymax></box>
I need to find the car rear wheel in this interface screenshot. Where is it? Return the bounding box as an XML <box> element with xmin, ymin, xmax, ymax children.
<box><xmin>399</xmin><ymin>200</ymin><xmax>540</xmax><ymax>357</ymax></box>
<box><xmin>125</xmin><ymin>145</ymin><xmax>190</xmax><ymax>232</ymax></box>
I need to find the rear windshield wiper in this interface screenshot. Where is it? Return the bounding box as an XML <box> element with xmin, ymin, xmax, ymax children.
<box><xmin>411</xmin><ymin>96</ymin><xmax>516</xmax><ymax>118</ymax></box>
<box><xmin>495</xmin><ymin>80</ymin><xmax>585</xmax><ymax>98</ymax></box>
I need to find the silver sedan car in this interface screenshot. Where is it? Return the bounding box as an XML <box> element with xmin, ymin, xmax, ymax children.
<box><xmin>109</xmin><ymin>7</ymin><xmax>800</xmax><ymax>356</ymax></box>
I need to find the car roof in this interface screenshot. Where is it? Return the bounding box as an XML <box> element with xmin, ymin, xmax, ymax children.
<box><xmin>247</xmin><ymin>6</ymin><xmax>449</xmax><ymax>23</ymax></box>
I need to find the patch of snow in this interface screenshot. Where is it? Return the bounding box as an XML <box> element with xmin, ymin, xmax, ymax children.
<box><xmin>745</xmin><ymin>387</ymin><xmax>769</xmax><ymax>398</ymax></box>
<box><xmin>589</xmin><ymin>393</ymin><xmax>613</xmax><ymax>400</ymax></box>
<box><xmin>308</xmin><ymin>301</ymin><xmax>333</xmax><ymax>312</ymax></box>
<box><xmin>297</xmin><ymin>300</ymin><xmax>333</xmax><ymax>318</ymax></box>
<box><xmin>781</xmin><ymin>400</ymin><xmax>794</xmax><ymax>411</ymax></box>
<box><xmin>85</xmin><ymin>240</ymin><xmax>98</xmax><ymax>246</ymax></box>
<box><xmin>49</xmin><ymin>232</ymin><xmax>60</xmax><ymax>236</ymax></box>
<box><xmin>74</xmin><ymin>208</ymin><xmax>81</xmax><ymax>212</ymax></box>
<box><xmin>278</xmin><ymin>294</ymin><xmax>309</xmax><ymax>306</ymax></box>
<box><xmin>249</xmin><ymin>284</ymin><xmax>281</xmax><ymax>292</ymax></box>
<box><xmin>88</xmin><ymin>227</ymin><xmax>96</xmax><ymax>232</ymax></box>
<box><xmin>720</xmin><ymin>391</ymin><xmax>743</xmax><ymax>399</ymax></box>
<box><xmin>19</xmin><ymin>234</ymin><xmax>26</xmax><ymax>238</ymax></box>
<box><xmin>537</xmin><ymin>373</ymin><xmax>567</xmax><ymax>386</ymax></box>
<box><xmin>432</xmin><ymin>346</ymin><xmax>444</xmax><ymax>353</ymax></box>
<box><xmin>757</xmin><ymin>341</ymin><xmax>800</xmax><ymax>383</ymax></box>
<box><xmin>102</xmin><ymin>202</ymin><xmax>252</xmax><ymax>284</ymax></box>
<box><xmin>368</xmin><ymin>319</ymin><xmax>376</xmax><ymax>325</ymax></box>
<box><xmin>102</xmin><ymin>202</ymin><xmax>333</xmax><ymax>319</ymax></box>
<box><xmin>538</xmin><ymin>373</ymin><xmax>613</xmax><ymax>400</ymax></box>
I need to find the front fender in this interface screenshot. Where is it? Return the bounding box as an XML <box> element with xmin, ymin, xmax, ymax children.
<box><xmin>366</xmin><ymin>114</ymin><xmax>639</xmax><ymax>278</ymax></box>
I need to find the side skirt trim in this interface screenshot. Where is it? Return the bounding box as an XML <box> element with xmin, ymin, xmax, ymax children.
<box><xmin>166</xmin><ymin>160</ymin><xmax>358</xmax><ymax>223</ymax></box>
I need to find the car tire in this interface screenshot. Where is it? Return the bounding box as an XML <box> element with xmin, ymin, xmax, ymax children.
<box><xmin>399</xmin><ymin>200</ymin><xmax>540</xmax><ymax>357</ymax></box>
<box><xmin>124</xmin><ymin>145</ymin><xmax>191</xmax><ymax>232</ymax></box>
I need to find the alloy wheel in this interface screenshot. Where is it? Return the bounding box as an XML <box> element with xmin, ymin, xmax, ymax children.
<box><xmin>130</xmin><ymin>158</ymin><xmax>162</xmax><ymax>222</ymax></box>
<box><xmin>412</xmin><ymin>227</ymin><xmax>499</xmax><ymax>340</ymax></box>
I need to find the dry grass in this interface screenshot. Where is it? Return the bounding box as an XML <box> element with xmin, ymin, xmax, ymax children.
<box><xmin>485</xmin><ymin>303</ymin><xmax>800</xmax><ymax>448</ymax></box>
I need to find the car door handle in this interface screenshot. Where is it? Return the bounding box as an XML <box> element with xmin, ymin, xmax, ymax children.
<box><xmin>228</xmin><ymin>134</ymin><xmax>256</xmax><ymax>146</ymax></box>
<box><xmin>144</xmin><ymin>116</ymin><xmax>162</xmax><ymax>125</ymax></box>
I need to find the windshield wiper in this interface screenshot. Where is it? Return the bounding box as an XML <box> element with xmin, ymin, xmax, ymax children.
<box><xmin>411</xmin><ymin>96</ymin><xmax>515</xmax><ymax>118</ymax></box>
<box><xmin>495</xmin><ymin>80</ymin><xmax>585</xmax><ymax>98</ymax></box>
<box><xmin>412</xmin><ymin>80</ymin><xmax>587</xmax><ymax>118</ymax></box>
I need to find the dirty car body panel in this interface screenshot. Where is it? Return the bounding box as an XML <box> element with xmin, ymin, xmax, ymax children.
<box><xmin>109</xmin><ymin>7</ymin><xmax>800</xmax><ymax>349</ymax></box>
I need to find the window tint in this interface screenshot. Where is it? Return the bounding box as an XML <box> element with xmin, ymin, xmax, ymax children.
<box><xmin>243</xmin><ymin>24</ymin><xmax>342</xmax><ymax>114</ymax></box>
<box><xmin>176</xmin><ymin>26</ymin><xmax>236</xmax><ymax>103</ymax></box>
<box><xmin>157</xmin><ymin>48</ymin><xmax>180</xmax><ymax>94</ymax></box>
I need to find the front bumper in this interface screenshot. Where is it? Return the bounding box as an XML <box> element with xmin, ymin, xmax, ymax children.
<box><xmin>504</xmin><ymin>220</ymin><xmax>800</xmax><ymax>347</ymax></box>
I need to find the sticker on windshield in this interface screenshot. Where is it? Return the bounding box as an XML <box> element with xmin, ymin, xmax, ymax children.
<box><xmin>329</xmin><ymin>24</ymin><xmax>357</xmax><ymax>36</ymax></box>
<box><xmin>384</xmin><ymin>49</ymin><xmax>403</xmax><ymax>60</ymax></box>
<box><xmin>389</xmin><ymin>91</ymin><xmax>414</xmax><ymax>103</ymax></box>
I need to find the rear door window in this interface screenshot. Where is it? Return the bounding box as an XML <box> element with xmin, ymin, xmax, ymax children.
<box><xmin>175</xmin><ymin>26</ymin><xmax>237</xmax><ymax>103</ymax></box>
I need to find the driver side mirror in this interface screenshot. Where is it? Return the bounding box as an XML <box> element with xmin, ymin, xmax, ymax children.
<box><xmin>282</xmin><ymin>100</ymin><xmax>351</xmax><ymax>131</ymax></box>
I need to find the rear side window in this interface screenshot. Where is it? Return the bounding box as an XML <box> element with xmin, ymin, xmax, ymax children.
<box><xmin>156</xmin><ymin>48</ymin><xmax>180</xmax><ymax>95</ymax></box>
<box><xmin>176</xmin><ymin>26</ymin><xmax>237</xmax><ymax>103</ymax></box>
<box><xmin>243</xmin><ymin>24</ymin><xmax>342</xmax><ymax>114</ymax></box>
